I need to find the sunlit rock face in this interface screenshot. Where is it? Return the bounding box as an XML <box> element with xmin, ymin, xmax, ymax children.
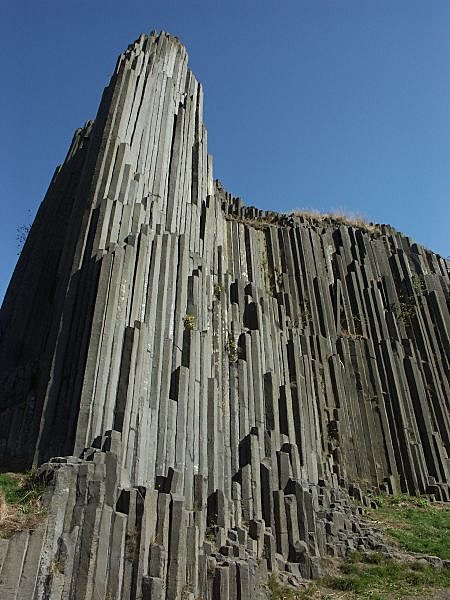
<box><xmin>0</xmin><ymin>31</ymin><xmax>449</xmax><ymax>599</ymax></box>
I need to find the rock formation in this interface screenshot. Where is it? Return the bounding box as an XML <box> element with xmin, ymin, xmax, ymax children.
<box><xmin>0</xmin><ymin>31</ymin><xmax>449</xmax><ymax>599</ymax></box>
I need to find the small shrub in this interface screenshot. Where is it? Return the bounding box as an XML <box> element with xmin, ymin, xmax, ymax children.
<box><xmin>391</xmin><ymin>294</ymin><xmax>417</xmax><ymax>325</ymax></box>
<box><xmin>183</xmin><ymin>314</ymin><xmax>196</xmax><ymax>330</ymax></box>
<box><xmin>411</xmin><ymin>275</ymin><xmax>426</xmax><ymax>295</ymax></box>
<box><xmin>48</xmin><ymin>560</ymin><xmax>61</xmax><ymax>575</ymax></box>
<box><xmin>398</xmin><ymin>300</ymin><xmax>416</xmax><ymax>324</ymax></box>
<box><xmin>213</xmin><ymin>283</ymin><xmax>224</xmax><ymax>299</ymax></box>
<box><xmin>227</xmin><ymin>336</ymin><xmax>240</xmax><ymax>363</ymax></box>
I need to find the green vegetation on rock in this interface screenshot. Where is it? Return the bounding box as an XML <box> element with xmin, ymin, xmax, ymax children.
<box><xmin>267</xmin><ymin>496</ymin><xmax>450</xmax><ymax>600</ymax></box>
<box><xmin>0</xmin><ymin>471</ymin><xmax>46</xmax><ymax>537</ymax></box>
<box><xmin>324</xmin><ymin>557</ymin><xmax>450</xmax><ymax>599</ymax></box>
<box><xmin>268</xmin><ymin>557</ymin><xmax>450</xmax><ymax>600</ymax></box>
<box><xmin>368</xmin><ymin>494</ymin><xmax>450</xmax><ymax>559</ymax></box>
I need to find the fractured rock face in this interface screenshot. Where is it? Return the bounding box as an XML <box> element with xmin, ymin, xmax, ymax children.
<box><xmin>0</xmin><ymin>31</ymin><xmax>449</xmax><ymax>599</ymax></box>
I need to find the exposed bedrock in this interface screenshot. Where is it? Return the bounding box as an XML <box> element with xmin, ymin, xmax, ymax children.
<box><xmin>0</xmin><ymin>31</ymin><xmax>449</xmax><ymax>598</ymax></box>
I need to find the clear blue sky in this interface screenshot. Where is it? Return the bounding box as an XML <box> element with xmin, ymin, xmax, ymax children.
<box><xmin>1</xmin><ymin>1</ymin><xmax>449</xmax><ymax>302</ymax></box>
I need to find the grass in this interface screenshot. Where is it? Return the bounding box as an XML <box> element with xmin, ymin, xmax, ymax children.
<box><xmin>290</xmin><ymin>209</ymin><xmax>381</xmax><ymax>235</ymax></box>
<box><xmin>267</xmin><ymin>494</ymin><xmax>450</xmax><ymax>600</ymax></box>
<box><xmin>0</xmin><ymin>470</ymin><xmax>46</xmax><ymax>537</ymax></box>
<box><xmin>267</xmin><ymin>555</ymin><xmax>450</xmax><ymax>600</ymax></box>
<box><xmin>224</xmin><ymin>208</ymin><xmax>382</xmax><ymax>235</ymax></box>
<box><xmin>267</xmin><ymin>573</ymin><xmax>307</xmax><ymax>599</ymax></box>
<box><xmin>323</xmin><ymin>557</ymin><xmax>450</xmax><ymax>599</ymax></box>
<box><xmin>368</xmin><ymin>494</ymin><xmax>450</xmax><ymax>559</ymax></box>
<box><xmin>224</xmin><ymin>212</ymin><xmax>279</xmax><ymax>231</ymax></box>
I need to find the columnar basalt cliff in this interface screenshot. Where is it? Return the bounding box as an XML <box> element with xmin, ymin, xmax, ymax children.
<box><xmin>0</xmin><ymin>32</ymin><xmax>449</xmax><ymax>599</ymax></box>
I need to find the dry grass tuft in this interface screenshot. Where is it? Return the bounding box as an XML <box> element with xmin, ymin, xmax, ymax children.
<box><xmin>224</xmin><ymin>207</ymin><xmax>382</xmax><ymax>235</ymax></box>
<box><xmin>290</xmin><ymin>209</ymin><xmax>381</xmax><ymax>234</ymax></box>
<box><xmin>0</xmin><ymin>471</ymin><xmax>46</xmax><ymax>537</ymax></box>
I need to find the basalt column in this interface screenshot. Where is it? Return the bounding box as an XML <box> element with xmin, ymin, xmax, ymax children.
<box><xmin>0</xmin><ymin>32</ymin><xmax>213</xmax><ymax>473</ymax></box>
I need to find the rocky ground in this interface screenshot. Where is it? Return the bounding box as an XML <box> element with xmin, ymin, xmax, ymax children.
<box><xmin>267</xmin><ymin>498</ymin><xmax>450</xmax><ymax>599</ymax></box>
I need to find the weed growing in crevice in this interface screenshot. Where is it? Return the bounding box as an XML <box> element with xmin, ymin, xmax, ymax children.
<box><xmin>213</xmin><ymin>283</ymin><xmax>224</xmax><ymax>299</ymax></box>
<box><xmin>183</xmin><ymin>314</ymin><xmax>196</xmax><ymax>330</ymax></box>
<box><xmin>411</xmin><ymin>275</ymin><xmax>426</xmax><ymax>296</ymax></box>
<box><xmin>227</xmin><ymin>335</ymin><xmax>241</xmax><ymax>363</ymax></box>
<box><xmin>48</xmin><ymin>560</ymin><xmax>61</xmax><ymax>575</ymax></box>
